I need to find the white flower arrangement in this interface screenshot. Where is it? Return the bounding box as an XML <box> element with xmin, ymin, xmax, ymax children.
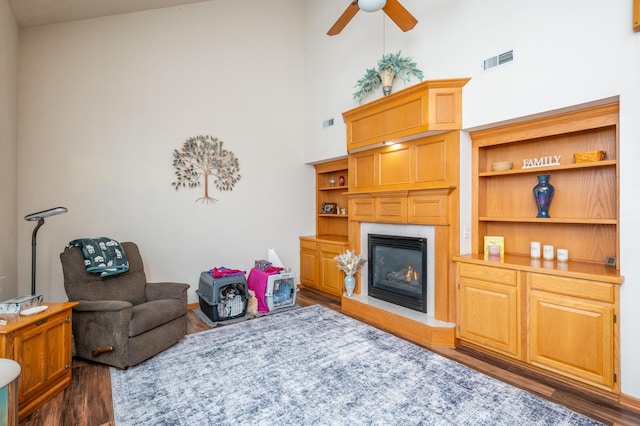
<box><xmin>334</xmin><ymin>250</ymin><xmax>366</xmax><ymax>276</ymax></box>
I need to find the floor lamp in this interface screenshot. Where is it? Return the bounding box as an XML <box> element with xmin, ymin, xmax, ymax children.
<box><xmin>24</xmin><ymin>207</ymin><xmax>68</xmax><ymax>297</ymax></box>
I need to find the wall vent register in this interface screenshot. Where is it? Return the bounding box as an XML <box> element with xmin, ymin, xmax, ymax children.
<box><xmin>483</xmin><ymin>49</ymin><xmax>514</xmax><ymax>71</ymax></box>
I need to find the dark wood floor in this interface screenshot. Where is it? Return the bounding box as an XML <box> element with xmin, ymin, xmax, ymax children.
<box><xmin>19</xmin><ymin>289</ymin><xmax>640</xmax><ymax>426</ymax></box>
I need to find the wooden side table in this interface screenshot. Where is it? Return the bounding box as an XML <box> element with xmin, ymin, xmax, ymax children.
<box><xmin>0</xmin><ymin>301</ymin><xmax>77</xmax><ymax>421</ymax></box>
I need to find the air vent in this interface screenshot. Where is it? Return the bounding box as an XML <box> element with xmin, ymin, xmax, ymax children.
<box><xmin>483</xmin><ymin>49</ymin><xmax>514</xmax><ymax>71</ymax></box>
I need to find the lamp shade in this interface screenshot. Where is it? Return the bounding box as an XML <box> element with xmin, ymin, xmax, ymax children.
<box><xmin>358</xmin><ymin>0</ymin><xmax>386</xmax><ymax>12</ymax></box>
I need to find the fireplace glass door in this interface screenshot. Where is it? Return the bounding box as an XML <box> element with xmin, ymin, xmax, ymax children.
<box><xmin>368</xmin><ymin>234</ymin><xmax>427</xmax><ymax>313</ymax></box>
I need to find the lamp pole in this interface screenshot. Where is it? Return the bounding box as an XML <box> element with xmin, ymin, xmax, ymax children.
<box><xmin>30</xmin><ymin>218</ymin><xmax>45</xmax><ymax>296</ymax></box>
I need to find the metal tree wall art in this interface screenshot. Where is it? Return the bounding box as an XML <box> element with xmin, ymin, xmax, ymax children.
<box><xmin>171</xmin><ymin>134</ymin><xmax>241</xmax><ymax>204</ymax></box>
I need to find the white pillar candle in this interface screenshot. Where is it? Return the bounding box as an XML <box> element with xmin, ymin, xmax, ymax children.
<box><xmin>530</xmin><ymin>242</ymin><xmax>541</xmax><ymax>258</ymax></box>
<box><xmin>557</xmin><ymin>248</ymin><xmax>569</xmax><ymax>262</ymax></box>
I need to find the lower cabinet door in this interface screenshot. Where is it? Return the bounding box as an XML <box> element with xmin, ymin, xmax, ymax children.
<box><xmin>528</xmin><ymin>290</ymin><xmax>615</xmax><ymax>390</ymax></box>
<box><xmin>299</xmin><ymin>240</ymin><xmax>318</xmax><ymax>288</ymax></box>
<box><xmin>458</xmin><ymin>276</ymin><xmax>520</xmax><ymax>359</ymax></box>
<box><xmin>14</xmin><ymin>309</ymin><xmax>73</xmax><ymax>419</ymax></box>
<box><xmin>319</xmin><ymin>242</ymin><xmax>347</xmax><ymax>297</ymax></box>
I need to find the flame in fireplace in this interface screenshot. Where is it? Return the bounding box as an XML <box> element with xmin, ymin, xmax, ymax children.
<box><xmin>405</xmin><ymin>266</ymin><xmax>418</xmax><ymax>281</ymax></box>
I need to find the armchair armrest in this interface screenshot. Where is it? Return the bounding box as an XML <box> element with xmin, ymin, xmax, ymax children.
<box><xmin>145</xmin><ymin>282</ymin><xmax>189</xmax><ymax>304</ymax></box>
<box><xmin>70</xmin><ymin>299</ymin><xmax>133</xmax><ymax>368</ymax></box>
<box><xmin>73</xmin><ymin>299</ymin><xmax>133</xmax><ymax>312</ymax></box>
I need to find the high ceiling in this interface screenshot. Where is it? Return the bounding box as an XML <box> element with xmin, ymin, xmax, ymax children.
<box><xmin>9</xmin><ymin>0</ymin><xmax>212</xmax><ymax>27</ymax></box>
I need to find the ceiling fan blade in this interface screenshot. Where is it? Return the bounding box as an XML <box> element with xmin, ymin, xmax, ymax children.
<box><xmin>382</xmin><ymin>0</ymin><xmax>418</xmax><ymax>32</ymax></box>
<box><xmin>327</xmin><ymin>2</ymin><xmax>360</xmax><ymax>36</ymax></box>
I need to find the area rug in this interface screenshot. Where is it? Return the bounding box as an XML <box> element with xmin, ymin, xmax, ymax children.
<box><xmin>111</xmin><ymin>305</ymin><xmax>603</xmax><ymax>425</ymax></box>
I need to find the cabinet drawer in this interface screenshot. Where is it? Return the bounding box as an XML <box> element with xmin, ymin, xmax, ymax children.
<box><xmin>299</xmin><ymin>239</ymin><xmax>318</xmax><ymax>251</ymax></box>
<box><xmin>529</xmin><ymin>273</ymin><xmax>616</xmax><ymax>303</ymax></box>
<box><xmin>318</xmin><ymin>242</ymin><xmax>347</xmax><ymax>254</ymax></box>
<box><xmin>458</xmin><ymin>263</ymin><xmax>517</xmax><ymax>286</ymax></box>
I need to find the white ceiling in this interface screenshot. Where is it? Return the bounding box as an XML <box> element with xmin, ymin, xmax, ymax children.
<box><xmin>9</xmin><ymin>0</ymin><xmax>212</xmax><ymax>27</ymax></box>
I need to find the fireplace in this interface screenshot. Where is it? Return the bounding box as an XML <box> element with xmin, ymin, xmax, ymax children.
<box><xmin>368</xmin><ymin>234</ymin><xmax>428</xmax><ymax>313</ymax></box>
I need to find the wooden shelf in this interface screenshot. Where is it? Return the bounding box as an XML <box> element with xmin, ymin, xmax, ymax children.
<box><xmin>479</xmin><ymin>217</ymin><xmax>617</xmax><ymax>225</ymax></box>
<box><xmin>319</xmin><ymin>186</ymin><xmax>349</xmax><ymax>191</ymax></box>
<box><xmin>479</xmin><ymin>160</ymin><xmax>616</xmax><ymax>177</ymax></box>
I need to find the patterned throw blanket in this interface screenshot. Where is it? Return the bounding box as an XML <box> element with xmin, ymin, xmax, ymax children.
<box><xmin>67</xmin><ymin>237</ymin><xmax>129</xmax><ymax>277</ymax></box>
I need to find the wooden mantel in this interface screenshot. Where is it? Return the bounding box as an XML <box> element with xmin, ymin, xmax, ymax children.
<box><xmin>342</xmin><ymin>78</ymin><xmax>470</xmax><ymax>152</ymax></box>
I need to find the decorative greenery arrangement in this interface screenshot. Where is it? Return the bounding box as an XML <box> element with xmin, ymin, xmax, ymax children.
<box><xmin>171</xmin><ymin>134</ymin><xmax>241</xmax><ymax>204</ymax></box>
<box><xmin>353</xmin><ymin>51</ymin><xmax>424</xmax><ymax>104</ymax></box>
<box><xmin>334</xmin><ymin>250</ymin><xmax>367</xmax><ymax>276</ymax></box>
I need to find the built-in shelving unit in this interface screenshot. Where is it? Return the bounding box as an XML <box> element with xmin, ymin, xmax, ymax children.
<box><xmin>455</xmin><ymin>101</ymin><xmax>623</xmax><ymax>394</ymax></box>
<box><xmin>299</xmin><ymin>159</ymin><xmax>349</xmax><ymax>297</ymax></box>
<box><xmin>314</xmin><ymin>159</ymin><xmax>349</xmax><ymax>239</ymax></box>
<box><xmin>472</xmin><ymin>104</ymin><xmax>619</xmax><ymax>265</ymax></box>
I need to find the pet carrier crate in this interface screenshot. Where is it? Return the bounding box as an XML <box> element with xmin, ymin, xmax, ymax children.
<box><xmin>265</xmin><ymin>272</ymin><xmax>296</xmax><ymax>311</ymax></box>
<box><xmin>196</xmin><ymin>272</ymin><xmax>249</xmax><ymax>322</ymax></box>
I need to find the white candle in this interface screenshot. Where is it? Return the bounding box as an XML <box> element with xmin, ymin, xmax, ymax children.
<box><xmin>543</xmin><ymin>245</ymin><xmax>554</xmax><ymax>260</ymax></box>
<box><xmin>530</xmin><ymin>242</ymin><xmax>541</xmax><ymax>258</ymax></box>
<box><xmin>557</xmin><ymin>248</ymin><xmax>569</xmax><ymax>262</ymax></box>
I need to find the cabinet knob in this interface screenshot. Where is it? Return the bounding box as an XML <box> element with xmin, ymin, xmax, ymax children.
<box><xmin>65</xmin><ymin>316</ymin><xmax>71</xmax><ymax>323</ymax></box>
<box><xmin>65</xmin><ymin>362</ymin><xmax>71</xmax><ymax>370</ymax></box>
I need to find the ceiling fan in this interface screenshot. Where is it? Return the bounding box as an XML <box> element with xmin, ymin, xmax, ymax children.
<box><xmin>327</xmin><ymin>0</ymin><xmax>418</xmax><ymax>36</ymax></box>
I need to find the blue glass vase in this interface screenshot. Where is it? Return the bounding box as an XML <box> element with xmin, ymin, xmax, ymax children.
<box><xmin>533</xmin><ymin>175</ymin><xmax>554</xmax><ymax>218</ymax></box>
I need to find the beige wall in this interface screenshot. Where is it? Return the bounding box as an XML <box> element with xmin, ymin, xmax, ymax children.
<box><xmin>0</xmin><ymin>0</ymin><xmax>17</xmax><ymax>301</ymax></box>
<box><xmin>16</xmin><ymin>0</ymin><xmax>314</xmax><ymax>302</ymax></box>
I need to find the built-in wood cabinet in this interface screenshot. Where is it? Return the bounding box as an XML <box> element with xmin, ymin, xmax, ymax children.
<box><xmin>528</xmin><ymin>273</ymin><xmax>617</xmax><ymax>390</ymax></box>
<box><xmin>0</xmin><ymin>302</ymin><xmax>77</xmax><ymax>420</ymax></box>
<box><xmin>342</xmin><ymin>78</ymin><xmax>469</xmax><ymax>152</ymax></box>
<box><xmin>455</xmin><ymin>101</ymin><xmax>623</xmax><ymax>393</ymax></box>
<box><xmin>299</xmin><ymin>236</ymin><xmax>348</xmax><ymax>297</ymax></box>
<box><xmin>345</xmin><ymin>130</ymin><xmax>461</xmax><ymax>321</ymax></box>
<box><xmin>336</xmin><ymin>77</ymin><xmax>470</xmax><ymax>340</ymax></box>
<box><xmin>457</xmin><ymin>263</ymin><xmax>520</xmax><ymax>359</ymax></box>
<box><xmin>455</xmin><ymin>257</ymin><xmax>619</xmax><ymax>392</ymax></box>
<box><xmin>299</xmin><ymin>159</ymin><xmax>350</xmax><ymax>297</ymax></box>
<box><xmin>347</xmin><ymin>131</ymin><xmax>458</xmax><ymax>226</ymax></box>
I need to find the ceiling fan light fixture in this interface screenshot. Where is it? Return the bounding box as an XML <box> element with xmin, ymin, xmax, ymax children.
<box><xmin>358</xmin><ymin>0</ymin><xmax>387</xmax><ymax>13</ymax></box>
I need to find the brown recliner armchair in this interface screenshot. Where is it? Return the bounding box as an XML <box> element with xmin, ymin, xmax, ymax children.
<box><xmin>60</xmin><ymin>242</ymin><xmax>189</xmax><ymax>369</ymax></box>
